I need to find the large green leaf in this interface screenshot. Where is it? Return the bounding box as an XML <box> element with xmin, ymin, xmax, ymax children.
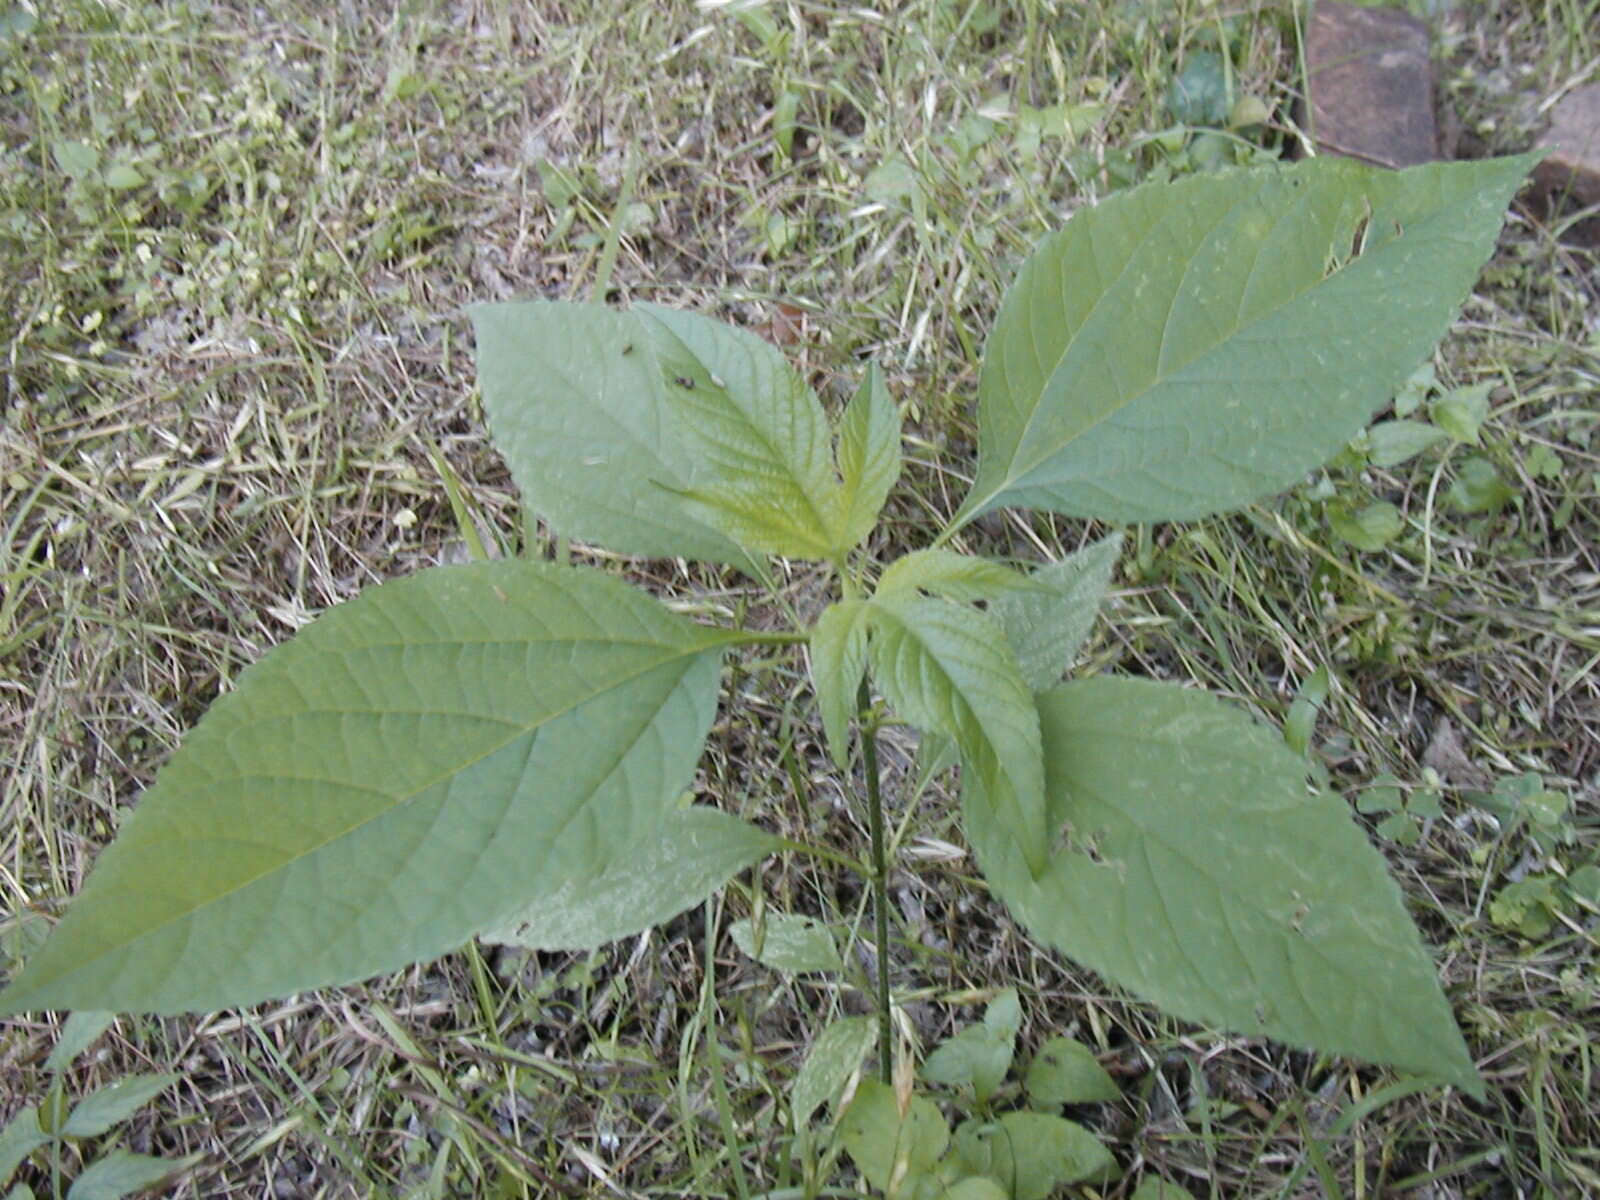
<box><xmin>479</xmin><ymin>808</ymin><xmax>777</xmax><ymax>951</ymax></box>
<box><xmin>471</xmin><ymin>302</ymin><xmax>755</xmax><ymax>568</ymax></box>
<box><xmin>963</xmin><ymin>677</ymin><xmax>1481</xmax><ymax>1095</ymax></box>
<box><xmin>956</xmin><ymin>154</ymin><xmax>1537</xmax><ymax>526</ymax></box>
<box><xmin>636</xmin><ymin>304</ymin><xmax>844</xmax><ymax>560</ymax></box>
<box><xmin>865</xmin><ymin>592</ymin><xmax>1049</xmax><ymax>876</ymax></box>
<box><xmin>0</xmin><ymin>562</ymin><xmax>730</xmax><ymax>1014</ymax></box>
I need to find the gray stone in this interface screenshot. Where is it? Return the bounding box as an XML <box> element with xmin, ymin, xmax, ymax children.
<box><xmin>1304</xmin><ymin>2</ymin><xmax>1438</xmax><ymax>168</ymax></box>
<box><xmin>1531</xmin><ymin>83</ymin><xmax>1600</xmax><ymax>247</ymax></box>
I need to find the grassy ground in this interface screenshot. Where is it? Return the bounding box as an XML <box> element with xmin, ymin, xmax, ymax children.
<box><xmin>2</xmin><ymin>0</ymin><xmax>1597</xmax><ymax>1195</ymax></box>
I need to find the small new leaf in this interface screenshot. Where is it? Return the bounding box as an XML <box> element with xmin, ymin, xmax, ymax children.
<box><xmin>865</xmin><ymin>592</ymin><xmax>1049</xmax><ymax>876</ymax></box>
<box><xmin>1024</xmin><ymin>1036</ymin><xmax>1120</xmax><ymax>1105</ymax></box>
<box><xmin>990</xmin><ymin>533</ymin><xmax>1122</xmax><ymax>693</ymax></box>
<box><xmin>730</xmin><ymin>913</ymin><xmax>843</xmax><ymax>974</ymax></box>
<box><xmin>834</xmin><ymin>362</ymin><xmax>902</xmax><ymax>552</ymax></box>
<box><xmin>792</xmin><ymin>1015</ymin><xmax>878</xmax><ymax>1127</ymax></box>
<box><xmin>811</xmin><ymin>600</ymin><xmax>870</xmax><ymax>770</ymax></box>
<box><xmin>839</xmin><ymin>1079</ymin><xmax>950</xmax><ymax>1196</ymax></box>
<box><xmin>950</xmin><ymin>1113</ymin><xmax>1113</xmax><ymax>1199</ymax></box>
<box><xmin>638</xmin><ymin>304</ymin><xmax>843</xmax><ymax>560</ymax></box>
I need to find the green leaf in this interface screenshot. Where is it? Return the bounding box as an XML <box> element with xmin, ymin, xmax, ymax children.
<box><xmin>956</xmin><ymin>154</ymin><xmax>1537</xmax><ymax>527</ymax></box>
<box><xmin>102</xmin><ymin>163</ymin><xmax>143</xmax><ymax>191</ymax></box>
<box><xmin>877</xmin><ymin>550</ymin><xmax>1038</xmax><ymax>605</ymax></box>
<box><xmin>792</xmin><ymin>1015</ymin><xmax>878</xmax><ymax>1126</ymax></box>
<box><xmin>838</xmin><ymin>1079</ymin><xmax>949</xmax><ymax>1196</ymax></box>
<box><xmin>963</xmin><ymin>677</ymin><xmax>1482</xmax><ymax>1096</ymax></box>
<box><xmin>1328</xmin><ymin>500</ymin><xmax>1403</xmax><ymax>552</ymax></box>
<box><xmin>935</xmin><ymin>1180</ymin><xmax>1009</xmax><ymax>1200</ymax></box>
<box><xmin>65</xmin><ymin>1151</ymin><xmax>200</xmax><ymax>1200</ymax></box>
<box><xmin>62</xmin><ymin>1074</ymin><xmax>180</xmax><ymax>1138</ymax></box>
<box><xmin>811</xmin><ymin>600</ymin><xmax>870</xmax><ymax>770</ymax></box>
<box><xmin>1024</xmin><ymin>1036</ymin><xmax>1121</xmax><ymax>1105</ymax></box>
<box><xmin>865</xmin><ymin>593</ymin><xmax>1049</xmax><ymax>877</ymax></box>
<box><xmin>923</xmin><ymin>992</ymin><xmax>1019</xmax><ymax>1104</ymax></box>
<box><xmin>990</xmin><ymin>533</ymin><xmax>1122</xmax><ymax>693</ymax></box>
<box><xmin>51</xmin><ymin>140</ymin><xmax>99</xmax><ymax>180</ymax></box>
<box><xmin>950</xmin><ymin>1112</ymin><xmax>1113</xmax><ymax>1199</ymax></box>
<box><xmin>1446</xmin><ymin>456</ymin><xmax>1514</xmax><ymax>514</ymax></box>
<box><xmin>1430</xmin><ymin>382</ymin><xmax>1492</xmax><ymax>443</ymax></box>
<box><xmin>0</xmin><ymin>562</ymin><xmax>729</xmax><ymax>1014</ymax></box>
<box><xmin>44</xmin><ymin>1012</ymin><xmax>115</xmax><ymax>1074</ymax></box>
<box><xmin>835</xmin><ymin>362</ymin><xmax>902</xmax><ymax>550</ymax></box>
<box><xmin>0</xmin><ymin>1109</ymin><xmax>49</xmax><ymax>1184</ymax></box>
<box><xmin>730</xmin><ymin>912</ymin><xmax>842</xmax><ymax>974</ymax></box>
<box><xmin>1130</xmin><ymin>1178</ymin><xmax>1198</xmax><ymax>1200</ymax></box>
<box><xmin>922</xmin><ymin>1024</ymin><xmax>1012</xmax><ymax>1105</ymax></box>
<box><xmin>479</xmin><ymin>807</ymin><xmax>777</xmax><ymax>951</ymax></box>
<box><xmin>1167</xmin><ymin>51</ymin><xmax>1231</xmax><ymax>127</ymax></box>
<box><xmin>981</xmin><ymin>987</ymin><xmax>1021</xmax><ymax>1040</ymax></box>
<box><xmin>1366</xmin><ymin>419</ymin><xmax>1444</xmax><ymax>467</ymax></box>
<box><xmin>470</xmin><ymin>302</ymin><xmax>754</xmax><ymax>569</ymax></box>
<box><xmin>636</xmin><ymin>304</ymin><xmax>843</xmax><ymax>560</ymax></box>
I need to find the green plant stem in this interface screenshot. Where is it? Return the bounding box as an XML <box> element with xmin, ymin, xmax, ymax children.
<box><xmin>858</xmin><ymin>676</ymin><xmax>892</xmax><ymax>1086</ymax></box>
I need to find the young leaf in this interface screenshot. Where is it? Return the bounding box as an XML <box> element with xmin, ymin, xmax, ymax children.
<box><xmin>922</xmin><ymin>1023</ymin><xmax>1013</xmax><ymax>1105</ymax></box>
<box><xmin>61</xmin><ymin>1074</ymin><xmax>180</xmax><ymax>1138</ymax></box>
<box><xmin>730</xmin><ymin>913</ymin><xmax>843</xmax><ymax>974</ymax></box>
<box><xmin>636</xmin><ymin>304</ymin><xmax>844</xmax><ymax>560</ymax></box>
<box><xmin>954</xmin><ymin>154</ymin><xmax>1538</xmax><ymax>528</ymax></box>
<box><xmin>949</xmin><ymin>1112</ymin><xmax>1113</xmax><ymax>1199</ymax></box>
<box><xmin>1130</xmin><ymin>1178</ymin><xmax>1198</xmax><ymax>1200</ymax></box>
<box><xmin>1365</xmin><ymin>419</ymin><xmax>1445</xmax><ymax>468</ymax></box>
<box><xmin>1024</xmin><ymin>1036</ymin><xmax>1121</xmax><ymax>1105</ymax></box>
<box><xmin>834</xmin><ymin>362</ymin><xmax>903</xmax><ymax>550</ymax></box>
<box><xmin>0</xmin><ymin>1109</ymin><xmax>49</xmax><ymax>1184</ymax></box>
<box><xmin>810</xmin><ymin>599</ymin><xmax>870</xmax><ymax>770</ymax></box>
<box><xmin>0</xmin><ymin>562</ymin><xmax>731</xmax><ymax>1015</ymax></box>
<box><xmin>479</xmin><ymin>808</ymin><xmax>778</xmax><ymax>951</ymax></box>
<box><xmin>865</xmin><ymin>593</ymin><xmax>1049</xmax><ymax>876</ymax></box>
<box><xmin>838</xmin><ymin>1079</ymin><xmax>950</xmax><ymax>1196</ymax></box>
<box><xmin>792</xmin><ymin>1015</ymin><xmax>878</xmax><ymax>1127</ymax></box>
<box><xmin>989</xmin><ymin>533</ymin><xmax>1122</xmax><ymax>693</ymax></box>
<box><xmin>471</xmin><ymin>302</ymin><xmax>754</xmax><ymax>569</ymax></box>
<box><xmin>876</xmin><ymin>550</ymin><xmax>1038</xmax><ymax>605</ymax></box>
<box><xmin>44</xmin><ymin>1012</ymin><xmax>116</xmax><ymax>1074</ymax></box>
<box><xmin>64</xmin><ymin>1150</ymin><xmax>201</xmax><ymax>1200</ymax></box>
<box><xmin>962</xmin><ymin>676</ymin><xmax>1483</xmax><ymax>1096</ymax></box>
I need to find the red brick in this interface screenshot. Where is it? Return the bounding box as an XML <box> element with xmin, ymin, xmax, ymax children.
<box><xmin>1531</xmin><ymin>84</ymin><xmax>1600</xmax><ymax>247</ymax></box>
<box><xmin>1304</xmin><ymin>2</ymin><xmax>1438</xmax><ymax>168</ymax></box>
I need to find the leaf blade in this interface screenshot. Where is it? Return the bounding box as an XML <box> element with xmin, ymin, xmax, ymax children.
<box><xmin>865</xmin><ymin>593</ymin><xmax>1048</xmax><ymax>876</ymax></box>
<box><xmin>0</xmin><ymin>562</ymin><xmax>728</xmax><ymax>1014</ymax></box>
<box><xmin>810</xmin><ymin>600</ymin><xmax>870</xmax><ymax>770</ymax></box>
<box><xmin>963</xmin><ymin>676</ymin><xmax>1481</xmax><ymax>1095</ymax></box>
<box><xmin>990</xmin><ymin>533</ymin><xmax>1122</xmax><ymax>693</ymax></box>
<box><xmin>959</xmin><ymin>155</ymin><xmax>1538</xmax><ymax>526</ymax></box>
<box><xmin>835</xmin><ymin>362</ymin><xmax>902</xmax><ymax>550</ymax></box>
<box><xmin>471</xmin><ymin>301</ymin><xmax>754</xmax><ymax>568</ymax></box>
<box><xmin>480</xmin><ymin>808</ymin><xmax>777</xmax><ymax>951</ymax></box>
<box><xmin>637</xmin><ymin>304</ymin><xmax>843</xmax><ymax>559</ymax></box>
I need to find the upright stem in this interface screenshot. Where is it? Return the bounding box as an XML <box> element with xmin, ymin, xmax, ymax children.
<box><xmin>858</xmin><ymin>677</ymin><xmax>892</xmax><ymax>1086</ymax></box>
